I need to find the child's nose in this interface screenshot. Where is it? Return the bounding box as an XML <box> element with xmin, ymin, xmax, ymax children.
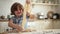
<box><xmin>17</xmin><ymin>10</ymin><xmax>21</xmax><ymax>12</ymax></box>
<box><xmin>18</xmin><ymin>11</ymin><xmax>20</xmax><ymax>12</ymax></box>
<box><xmin>17</xmin><ymin>11</ymin><xmax>21</xmax><ymax>14</ymax></box>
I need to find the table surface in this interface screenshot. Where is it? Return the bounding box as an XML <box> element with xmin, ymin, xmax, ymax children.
<box><xmin>1</xmin><ymin>29</ymin><xmax>60</xmax><ymax>34</ymax></box>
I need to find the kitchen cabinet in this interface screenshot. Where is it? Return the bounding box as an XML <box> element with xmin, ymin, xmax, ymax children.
<box><xmin>0</xmin><ymin>21</ymin><xmax>8</xmax><ymax>33</ymax></box>
<box><xmin>52</xmin><ymin>19</ymin><xmax>60</xmax><ymax>29</ymax></box>
<box><xmin>37</xmin><ymin>19</ymin><xmax>60</xmax><ymax>29</ymax></box>
<box><xmin>37</xmin><ymin>19</ymin><xmax>53</xmax><ymax>29</ymax></box>
<box><xmin>26</xmin><ymin>19</ymin><xmax>54</xmax><ymax>30</ymax></box>
<box><xmin>27</xmin><ymin>19</ymin><xmax>60</xmax><ymax>30</ymax></box>
<box><xmin>0</xmin><ymin>21</ymin><xmax>12</xmax><ymax>33</ymax></box>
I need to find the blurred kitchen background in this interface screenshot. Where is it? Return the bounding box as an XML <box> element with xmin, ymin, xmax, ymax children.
<box><xmin>0</xmin><ymin>0</ymin><xmax>60</xmax><ymax>34</ymax></box>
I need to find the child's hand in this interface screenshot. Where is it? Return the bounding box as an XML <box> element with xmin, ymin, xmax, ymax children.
<box><xmin>21</xmin><ymin>29</ymin><xmax>32</xmax><ymax>32</ymax></box>
<box><xmin>16</xmin><ymin>25</ymin><xmax>23</xmax><ymax>32</ymax></box>
<box><xmin>26</xmin><ymin>12</ymin><xmax>30</xmax><ymax>16</ymax></box>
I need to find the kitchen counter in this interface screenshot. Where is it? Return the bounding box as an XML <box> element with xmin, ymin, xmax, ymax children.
<box><xmin>1</xmin><ymin>29</ymin><xmax>60</xmax><ymax>34</ymax></box>
<box><xmin>0</xmin><ymin>19</ymin><xmax>8</xmax><ymax>22</ymax></box>
<box><xmin>0</xmin><ymin>18</ymin><xmax>60</xmax><ymax>22</ymax></box>
<box><xmin>0</xmin><ymin>19</ymin><xmax>60</xmax><ymax>34</ymax></box>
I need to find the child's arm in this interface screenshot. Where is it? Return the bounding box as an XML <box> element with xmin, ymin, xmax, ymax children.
<box><xmin>8</xmin><ymin>19</ymin><xmax>23</xmax><ymax>32</ymax></box>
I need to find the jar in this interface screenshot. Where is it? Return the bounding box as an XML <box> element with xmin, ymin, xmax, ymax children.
<box><xmin>47</xmin><ymin>11</ymin><xmax>54</xmax><ymax>19</ymax></box>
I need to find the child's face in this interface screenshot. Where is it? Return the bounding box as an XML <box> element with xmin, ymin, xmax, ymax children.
<box><xmin>14</xmin><ymin>9</ymin><xmax>23</xmax><ymax>17</ymax></box>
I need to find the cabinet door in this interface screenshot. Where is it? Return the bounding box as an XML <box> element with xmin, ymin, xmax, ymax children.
<box><xmin>0</xmin><ymin>22</ymin><xmax>8</xmax><ymax>33</ymax></box>
<box><xmin>35</xmin><ymin>19</ymin><xmax>53</xmax><ymax>30</ymax></box>
<box><xmin>53</xmin><ymin>20</ymin><xmax>60</xmax><ymax>29</ymax></box>
<box><xmin>43</xmin><ymin>19</ymin><xmax>53</xmax><ymax>29</ymax></box>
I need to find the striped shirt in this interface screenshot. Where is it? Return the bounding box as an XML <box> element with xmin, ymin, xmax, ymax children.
<box><xmin>10</xmin><ymin>15</ymin><xmax>29</xmax><ymax>29</ymax></box>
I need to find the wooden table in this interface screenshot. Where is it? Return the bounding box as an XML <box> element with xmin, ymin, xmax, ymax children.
<box><xmin>1</xmin><ymin>29</ymin><xmax>60</xmax><ymax>34</ymax></box>
<box><xmin>1</xmin><ymin>29</ymin><xmax>36</xmax><ymax>34</ymax></box>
